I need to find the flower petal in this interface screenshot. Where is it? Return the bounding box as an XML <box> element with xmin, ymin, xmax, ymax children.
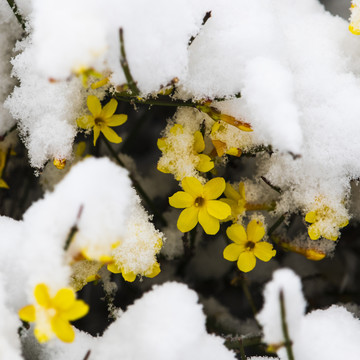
<box><xmin>87</xmin><ymin>95</ymin><xmax>101</xmax><ymax>117</ymax></box>
<box><xmin>51</xmin><ymin>316</ymin><xmax>75</xmax><ymax>343</ymax></box>
<box><xmin>107</xmin><ymin>263</ymin><xmax>121</xmax><ymax>274</ymax></box>
<box><xmin>19</xmin><ymin>305</ymin><xmax>36</xmax><ymax>322</ymax></box>
<box><xmin>77</xmin><ymin>115</ymin><xmax>94</xmax><ymax>129</ymax></box>
<box><xmin>203</xmin><ymin>177</ymin><xmax>225</xmax><ymax>200</ymax></box>
<box><xmin>193</xmin><ymin>131</ymin><xmax>205</xmax><ymax>153</ymax></box>
<box><xmin>207</xmin><ymin>200</ymin><xmax>231</xmax><ymax>220</ymax></box>
<box><xmin>237</xmin><ymin>251</ymin><xmax>256</xmax><ymax>272</ymax></box>
<box><xmin>93</xmin><ymin>127</ymin><xmax>100</xmax><ymax>146</ymax></box>
<box><xmin>308</xmin><ymin>224</ymin><xmax>321</xmax><ymax>240</ymax></box>
<box><xmin>122</xmin><ymin>270</ymin><xmax>136</xmax><ymax>282</ymax></box>
<box><xmin>101</xmin><ymin>126</ymin><xmax>123</xmax><ymax>144</ymax></box>
<box><xmin>101</xmin><ymin>98</ymin><xmax>118</xmax><ymax>118</ymax></box>
<box><xmin>34</xmin><ymin>327</ymin><xmax>50</xmax><ymax>343</ymax></box>
<box><xmin>62</xmin><ymin>300</ymin><xmax>89</xmax><ymax>321</ymax></box>
<box><xmin>34</xmin><ymin>283</ymin><xmax>51</xmax><ymax>308</ymax></box>
<box><xmin>177</xmin><ymin>206</ymin><xmax>199</xmax><ymax>233</ymax></box>
<box><xmin>224</xmin><ymin>183</ymin><xmax>241</xmax><ymax>201</ymax></box>
<box><xmin>107</xmin><ymin>114</ymin><xmax>127</xmax><ymax>127</ymax></box>
<box><xmin>181</xmin><ymin>177</ymin><xmax>203</xmax><ymax>198</ymax></box>
<box><xmin>226</xmin><ymin>224</ymin><xmax>247</xmax><ymax>244</ymax></box>
<box><xmin>198</xmin><ymin>207</ymin><xmax>220</xmax><ymax>235</ymax></box>
<box><xmin>305</xmin><ymin>211</ymin><xmax>316</xmax><ymax>224</ymax></box>
<box><xmin>247</xmin><ymin>220</ymin><xmax>265</xmax><ymax>243</ymax></box>
<box><xmin>52</xmin><ymin>288</ymin><xmax>75</xmax><ymax>310</ymax></box>
<box><xmin>169</xmin><ymin>191</ymin><xmax>194</xmax><ymax>208</ymax></box>
<box><xmin>145</xmin><ymin>262</ymin><xmax>161</xmax><ymax>278</ymax></box>
<box><xmin>196</xmin><ymin>154</ymin><xmax>214</xmax><ymax>173</ymax></box>
<box><xmin>223</xmin><ymin>243</ymin><xmax>243</xmax><ymax>261</ymax></box>
<box><xmin>254</xmin><ymin>242</ymin><xmax>276</xmax><ymax>262</ymax></box>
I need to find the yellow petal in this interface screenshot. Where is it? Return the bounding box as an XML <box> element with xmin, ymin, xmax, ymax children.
<box><xmin>238</xmin><ymin>182</ymin><xmax>245</xmax><ymax>199</ymax></box>
<box><xmin>226</xmin><ymin>147</ymin><xmax>242</xmax><ymax>157</ymax></box>
<box><xmin>0</xmin><ymin>178</ymin><xmax>9</xmax><ymax>189</ymax></box>
<box><xmin>177</xmin><ymin>206</ymin><xmax>199</xmax><ymax>233</ymax></box>
<box><xmin>305</xmin><ymin>211</ymin><xmax>317</xmax><ymax>224</ymax></box>
<box><xmin>203</xmin><ymin>177</ymin><xmax>226</xmax><ymax>200</ymax></box>
<box><xmin>206</xmin><ymin>200</ymin><xmax>231</xmax><ymax>220</ymax></box>
<box><xmin>51</xmin><ymin>316</ymin><xmax>75</xmax><ymax>343</ymax></box>
<box><xmin>308</xmin><ymin>224</ymin><xmax>321</xmax><ymax>240</ymax></box>
<box><xmin>196</xmin><ymin>154</ymin><xmax>214</xmax><ymax>173</ymax></box>
<box><xmin>122</xmin><ymin>270</ymin><xmax>136</xmax><ymax>282</ymax></box>
<box><xmin>253</xmin><ymin>242</ymin><xmax>276</xmax><ymax>262</ymax></box>
<box><xmin>52</xmin><ymin>288</ymin><xmax>75</xmax><ymax>310</ymax></box>
<box><xmin>223</xmin><ymin>243</ymin><xmax>243</xmax><ymax>261</ymax></box>
<box><xmin>93</xmin><ymin>126</ymin><xmax>100</xmax><ymax>146</ymax></box>
<box><xmin>198</xmin><ymin>207</ymin><xmax>220</xmax><ymax>235</ymax></box>
<box><xmin>224</xmin><ymin>183</ymin><xmax>241</xmax><ymax>201</ymax></box>
<box><xmin>18</xmin><ymin>305</ymin><xmax>36</xmax><ymax>322</ymax></box>
<box><xmin>77</xmin><ymin>115</ymin><xmax>95</xmax><ymax>129</ymax></box>
<box><xmin>157</xmin><ymin>138</ymin><xmax>167</xmax><ymax>151</ymax></box>
<box><xmin>145</xmin><ymin>262</ymin><xmax>161</xmax><ymax>278</ymax></box>
<box><xmin>101</xmin><ymin>98</ymin><xmax>118</xmax><ymax>118</ymax></box>
<box><xmin>170</xmin><ymin>124</ymin><xmax>183</xmax><ymax>135</ymax></box>
<box><xmin>237</xmin><ymin>251</ymin><xmax>256</xmax><ymax>272</ymax></box>
<box><xmin>34</xmin><ymin>327</ymin><xmax>50</xmax><ymax>343</ymax></box>
<box><xmin>349</xmin><ymin>23</ymin><xmax>360</xmax><ymax>35</ymax></box>
<box><xmin>247</xmin><ymin>220</ymin><xmax>265</xmax><ymax>243</ymax></box>
<box><xmin>169</xmin><ymin>191</ymin><xmax>194</xmax><ymax>208</ymax></box>
<box><xmin>101</xmin><ymin>126</ymin><xmax>123</xmax><ymax>144</ymax></box>
<box><xmin>226</xmin><ymin>223</ymin><xmax>247</xmax><ymax>244</ymax></box>
<box><xmin>107</xmin><ymin>263</ymin><xmax>121</xmax><ymax>274</ymax></box>
<box><xmin>339</xmin><ymin>219</ymin><xmax>349</xmax><ymax>228</ymax></box>
<box><xmin>181</xmin><ymin>177</ymin><xmax>203</xmax><ymax>198</ymax></box>
<box><xmin>193</xmin><ymin>131</ymin><xmax>205</xmax><ymax>153</ymax></box>
<box><xmin>62</xmin><ymin>300</ymin><xmax>89</xmax><ymax>321</ymax></box>
<box><xmin>87</xmin><ymin>95</ymin><xmax>102</xmax><ymax>117</ymax></box>
<box><xmin>107</xmin><ymin>114</ymin><xmax>127</xmax><ymax>127</ymax></box>
<box><xmin>34</xmin><ymin>283</ymin><xmax>51</xmax><ymax>308</ymax></box>
<box><xmin>212</xmin><ymin>139</ymin><xmax>227</xmax><ymax>157</ymax></box>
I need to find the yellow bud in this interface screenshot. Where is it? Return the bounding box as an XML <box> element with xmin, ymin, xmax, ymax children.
<box><xmin>53</xmin><ymin>158</ymin><xmax>66</xmax><ymax>170</ymax></box>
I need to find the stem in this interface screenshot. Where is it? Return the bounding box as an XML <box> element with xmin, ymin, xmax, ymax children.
<box><xmin>261</xmin><ymin>176</ymin><xmax>282</xmax><ymax>194</ymax></box>
<box><xmin>102</xmin><ymin>137</ymin><xmax>167</xmax><ymax>226</ymax></box>
<box><xmin>5</xmin><ymin>0</ymin><xmax>26</xmax><ymax>30</ymax></box>
<box><xmin>279</xmin><ymin>290</ymin><xmax>295</xmax><ymax>360</ymax></box>
<box><xmin>119</xmin><ymin>28</ymin><xmax>140</xmax><ymax>96</ymax></box>
<box><xmin>188</xmin><ymin>11</ymin><xmax>212</xmax><ymax>46</ymax></box>
<box><xmin>240</xmin><ymin>277</ymin><xmax>258</xmax><ymax>317</ymax></box>
<box><xmin>267</xmin><ymin>214</ymin><xmax>287</xmax><ymax>237</ymax></box>
<box><xmin>245</xmin><ymin>202</ymin><xmax>276</xmax><ymax>212</ymax></box>
<box><xmin>0</xmin><ymin>124</ymin><xmax>17</xmax><ymax>142</ymax></box>
<box><xmin>114</xmin><ymin>94</ymin><xmax>196</xmax><ymax>108</ymax></box>
<box><xmin>83</xmin><ymin>350</ymin><xmax>91</xmax><ymax>360</ymax></box>
<box><xmin>64</xmin><ymin>205</ymin><xmax>83</xmax><ymax>251</ymax></box>
<box><xmin>239</xmin><ymin>338</ymin><xmax>247</xmax><ymax>360</ymax></box>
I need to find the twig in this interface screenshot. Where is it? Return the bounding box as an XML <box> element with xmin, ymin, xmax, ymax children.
<box><xmin>267</xmin><ymin>214</ymin><xmax>287</xmax><ymax>237</ymax></box>
<box><xmin>261</xmin><ymin>176</ymin><xmax>282</xmax><ymax>194</ymax></box>
<box><xmin>279</xmin><ymin>290</ymin><xmax>295</xmax><ymax>360</ymax></box>
<box><xmin>5</xmin><ymin>0</ymin><xmax>26</xmax><ymax>31</ymax></box>
<box><xmin>188</xmin><ymin>11</ymin><xmax>212</xmax><ymax>46</ymax></box>
<box><xmin>240</xmin><ymin>277</ymin><xmax>258</xmax><ymax>317</ymax></box>
<box><xmin>119</xmin><ymin>28</ymin><xmax>140</xmax><ymax>96</ymax></box>
<box><xmin>64</xmin><ymin>205</ymin><xmax>84</xmax><ymax>250</ymax></box>
<box><xmin>101</xmin><ymin>137</ymin><xmax>167</xmax><ymax>226</ymax></box>
<box><xmin>83</xmin><ymin>350</ymin><xmax>91</xmax><ymax>360</ymax></box>
<box><xmin>0</xmin><ymin>124</ymin><xmax>17</xmax><ymax>142</ymax></box>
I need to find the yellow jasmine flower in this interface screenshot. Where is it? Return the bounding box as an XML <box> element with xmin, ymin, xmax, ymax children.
<box><xmin>223</xmin><ymin>220</ymin><xmax>276</xmax><ymax>272</ymax></box>
<box><xmin>221</xmin><ymin>182</ymin><xmax>247</xmax><ymax>221</ymax></box>
<box><xmin>107</xmin><ymin>261</ymin><xmax>161</xmax><ymax>282</ymax></box>
<box><xmin>18</xmin><ymin>283</ymin><xmax>89</xmax><ymax>343</ymax></box>
<box><xmin>305</xmin><ymin>204</ymin><xmax>349</xmax><ymax>241</ymax></box>
<box><xmin>74</xmin><ymin>67</ymin><xmax>103</xmax><ymax>88</ymax></box>
<box><xmin>53</xmin><ymin>158</ymin><xmax>66</xmax><ymax>170</ymax></box>
<box><xmin>169</xmin><ymin>177</ymin><xmax>231</xmax><ymax>235</ymax></box>
<box><xmin>350</xmin><ymin>1</ymin><xmax>360</xmax><ymax>35</ymax></box>
<box><xmin>211</xmin><ymin>122</ymin><xmax>242</xmax><ymax>157</ymax></box>
<box><xmin>77</xmin><ymin>95</ymin><xmax>127</xmax><ymax>146</ymax></box>
<box><xmin>157</xmin><ymin>124</ymin><xmax>214</xmax><ymax>176</ymax></box>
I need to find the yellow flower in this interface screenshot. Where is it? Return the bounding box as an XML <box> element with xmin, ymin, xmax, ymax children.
<box><xmin>107</xmin><ymin>261</ymin><xmax>161</xmax><ymax>282</ymax></box>
<box><xmin>350</xmin><ymin>1</ymin><xmax>360</xmax><ymax>35</ymax></box>
<box><xmin>53</xmin><ymin>158</ymin><xmax>66</xmax><ymax>170</ymax></box>
<box><xmin>18</xmin><ymin>284</ymin><xmax>89</xmax><ymax>343</ymax></box>
<box><xmin>305</xmin><ymin>204</ymin><xmax>349</xmax><ymax>241</ymax></box>
<box><xmin>77</xmin><ymin>95</ymin><xmax>127</xmax><ymax>146</ymax></box>
<box><xmin>221</xmin><ymin>182</ymin><xmax>246</xmax><ymax>221</ymax></box>
<box><xmin>223</xmin><ymin>220</ymin><xmax>276</xmax><ymax>272</ymax></box>
<box><xmin>211</xmin><ymin>122</ymin><xmax>242</xmax><ymax>157</ymax></box>
<box><xmin>169</xmin><ymin>177</ymin><xmax>231</xmax><ymax>235</ymax></box>
<box><xmin>157</xmin><ymin>124</ymin><xmax>214</xmax><ymax>176</ymax></box>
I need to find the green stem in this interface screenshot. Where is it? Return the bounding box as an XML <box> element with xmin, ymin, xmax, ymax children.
<box><xmin>0</xmin><ymin>124</ymin><xmax>17</xmax><ymax>142</ymax></box>
<box><xmin>224</xmin><ymin>335</ymin><xmax>263</xmax><ymax>350</ymax></box>
<box><xmin>279</xmin><ymin>290</ymin><xmax>295</xmax><ymax>360</ymax></box>
<box><xmin>119</xmin><ymin>28</ymin><xmax>140</xmax><ymax>96</ymax></box>
<box><xmin>64</xmin><ymin>205</ymin><xmax>83</xmax><ymax>251</ymax></box>
<box><xmin>268</xmin><ymin>214</ymin><xmax>287</xmax><ymax>237</ymax></box>
<box><xmin>5</xmin><ymin>0</ymin><xmax>26</xmax><ymax>30</ymax></box>
<box><xmin>240</xmin><ymin>277</ymin><xmax>258</xmax><ymax>317</ymax></box>
<box><xmin>102</xmin><ymin>137</ymin><xmax>167</xmax><ymax>226</ymax></box>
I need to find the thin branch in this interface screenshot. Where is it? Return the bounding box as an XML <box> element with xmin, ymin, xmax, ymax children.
<box><xmin>83</xmin><ymin>350</ymin><xmax>91</xmax><ymax>360</ymax></box>
<box><xmin>64</xmin><ymin>205</ymin><xmax>84</xmax><ymax>250</ymax></box>
<box><xmin>279</xmin><ymin>290</ymin><xmax>295</xmax><ymax>360</ymax></box>
<box><xmin>188</xmin><ymin>11</ymin><xmax>212</xmax><ymax>46</ymax></box>
<box><xmin>5</xmin><ymin>0</ymin><xmax>26</xmax><ymax>31</ymax></box>
<box><xmin>261</xmin><ymin>176</ymin><xmax>282</xmax><ymax>194</ymax></box>
<box><xmin>267</xmin><ymin>213</ymin><xmax>287</xmax><ymax>237</ymax></box>
<box><xmin>119</xmin><ymin>28</ymin><xmax>140</xmax><ymax>96</ymax></box>
<box><xmin>0</xmin><ymin>124</ymin><xmax>17</xmax><ymax>142</ymax></box>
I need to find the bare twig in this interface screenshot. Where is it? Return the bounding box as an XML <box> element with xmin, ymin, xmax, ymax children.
<box><xmin>5</xmin><ymin>0</ymin><xmax>26</xmax><ymax>30</ymax></box>
<box><xmin>279</xmin><ymin>290</ymin><xmax>295</xmax><ymax>360</ymax></box>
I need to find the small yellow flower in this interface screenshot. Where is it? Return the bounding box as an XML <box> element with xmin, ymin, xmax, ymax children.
<box><xmin>221</xmin><ymin>182</ymin><xmax>247</xmax><ymax>221</ymax></box>
<box><xmin>107</xmin><ymin>261</ymin><xmax>161</xmax><ymax>282</ymax></box>
<box><xmin>157</xmin><ymin>124</ymin><xmax>214</xmax><ymax>176</ymax></box>
<box><xmin>223</xmin><ymin>220</ymin><xmax>276</xmax><ymax>272</ymax></box>
<box><xmin>77</xmin><ymin>95</ymin><xmax>127</xmax><ymax>146</ymax></box>
<box><xmin>211</xmin><ymin>122</ymin><xmax>242</xmax><ymax>157</ymax></box>
<box><xmin>169</xmin><ymin>177</ymin><xmax>231</xmax><ymax>235</ymax></box>
<box><xmin>53</xmin><ymin>158</ymin><xmax>66</xmax><ymax>170</ymax></box>
<box><xmin>18</xmin><ymin>284</ymin><xmax>89</xmax><ymax>343</ymax></box>
<box><xmin>305</xmin><ymin>204</ymin><xmax>349</xmax><ymax>241</ymax></box>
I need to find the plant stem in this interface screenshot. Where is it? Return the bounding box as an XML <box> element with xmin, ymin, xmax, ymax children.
<box><xmin>268</xmin><ymin>213</ymin><xmax>287</xmax><ymax>237</ymax></box>
<box><xmin>5</xmin><ymin>0</ymin><xmax>26</xmax><ymax>30</ymax></box>
<box><xmin>0</xmin><ymin>124</ymin><xmax>17</xmax><ymax>142</ymax></box>
<box><xmin>83</xmin><ymin>350</ymin><xmax>91</xmax><ymax>360</ymax></box>
<box><xmin>260</xmin><ymin>176</ymin><xmax>282</xmax><ymax>194</ymax></box>
<box><xmin>188</xmin><ymin>11</ymin><xmax>212</xmax><ymax>46</ymax></box>
<box><xmin>64</xmin><ymin>205</ymin><xmax>83</xmax><ymax>251</ymax></box>
<box><xmin>119</xmin><ymin>28</ymin><xmax>140</xmax><ymax>96</ymax></box>
<box><xmin>102</xmin><ymin>137</ymin><xmax>167</xmax><ymax>226</ymax></box>
<box><xmin>279</xmin><ymin>290</ymin><xmax>295</xmax><ymax>360</ymax></box>
<box><xmin>240</xmin><ymin>277</ymin><xmax>258</xmax><ymax>317</ymax></box>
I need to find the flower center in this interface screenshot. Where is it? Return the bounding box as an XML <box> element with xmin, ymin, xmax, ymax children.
<box><xmin>95</xmin><ymin>117</ymin><xmax>105</xmax><ymax>127</ymax></box>
<box><xmin>194</xmin><ymin>197</ymin><xmax>205</xmax><ymax>207</ymax></box>
<box><xmin>245</xmin><ymin>241</ymin><xmax>255</xmax><ymax>251</ymax></box>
